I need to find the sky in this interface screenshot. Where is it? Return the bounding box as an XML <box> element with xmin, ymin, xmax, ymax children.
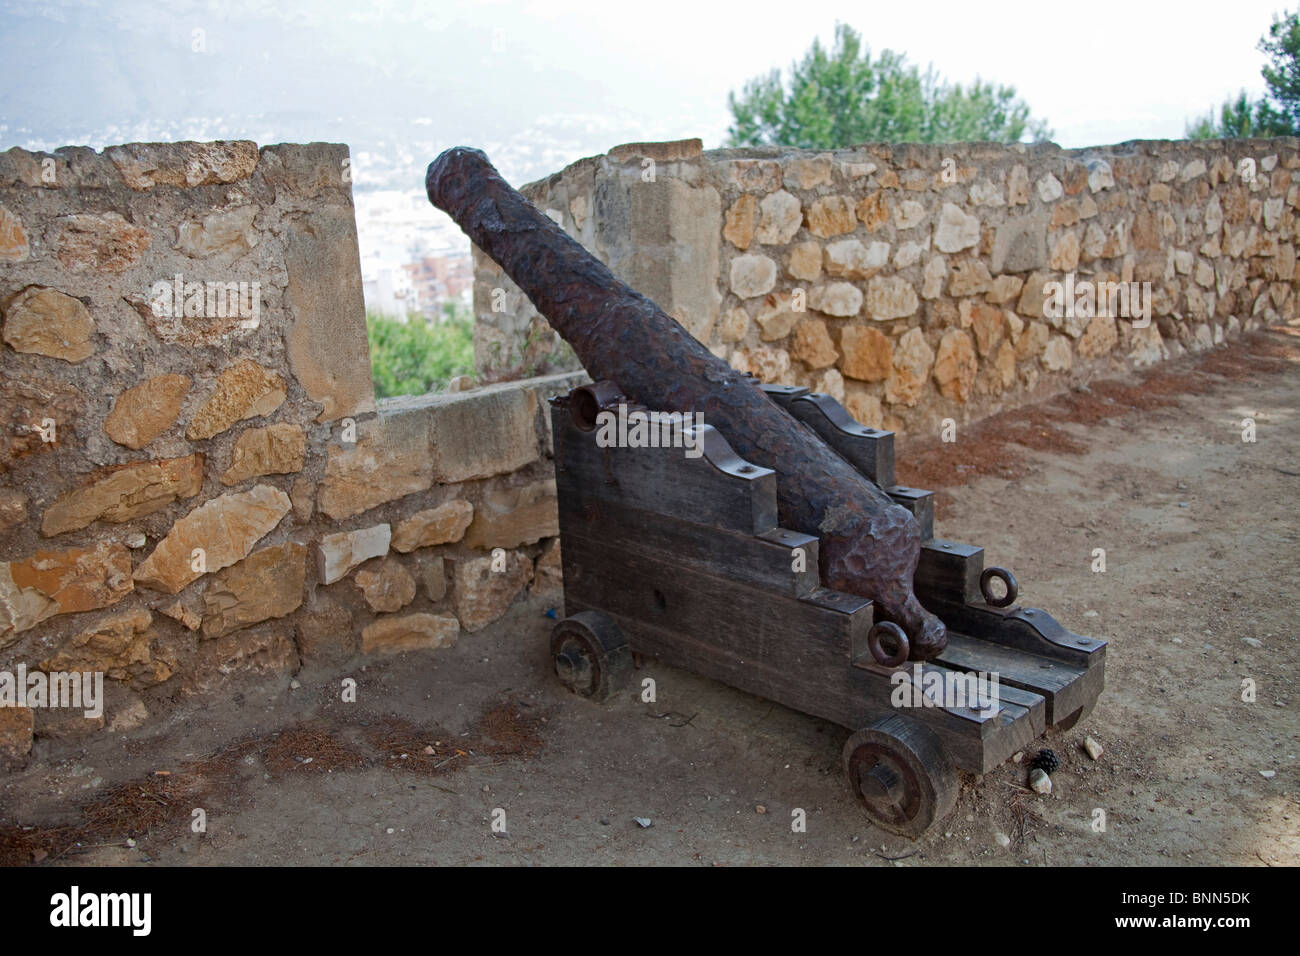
<box><xmin>0</xmin><ymin>0</ymin><xmax>1292</xmax><ymax>196</ymax></box>
<box><xmin>486</xmin><ymin>0</ymin><xmax>1294</xmax><ymax>149</ymax></box>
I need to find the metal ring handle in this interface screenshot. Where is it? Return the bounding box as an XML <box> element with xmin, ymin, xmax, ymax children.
<box><xmin>980</xmin><ymin>566</ymin><xmax>1018</xmax><ymax>607</ymax></box>
<box><xmin>568</xmin><ymin>381</ymin><xmax>625</xmax><ymax>432</ymax></box>
<box><xmin>867</xmin><ymin>621</ymin><xmax>910</xmax><ymax>668</ymax></box>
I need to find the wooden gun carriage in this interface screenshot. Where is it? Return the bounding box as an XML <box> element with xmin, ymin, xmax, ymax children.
<box><xmin>547</xmin><ymin>381</ymin><xmax>1106</xmax><ymax>838</ymax></box>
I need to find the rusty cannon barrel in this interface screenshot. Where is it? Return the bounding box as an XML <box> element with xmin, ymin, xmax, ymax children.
<box><xmin>426</xmin><ymin>146</ymin><xmax>946</xmax><ymax>661</ymax></box>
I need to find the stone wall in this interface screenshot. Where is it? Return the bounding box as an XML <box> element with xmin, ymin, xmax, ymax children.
<box><xmin>475</xmin><ymin>137</ymin><xmax>1299</xmax><ymax>433</ymax></box>
<box><xmin>0</xmin><ymin>141</ymin><xmax>578</xmax><ymax>763</ymax></box>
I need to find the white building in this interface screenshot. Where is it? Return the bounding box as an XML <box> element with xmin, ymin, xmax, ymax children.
<box><xmin>355</xmin><ymin>187</ymin><xmax>471</xmax><ymax>320</ymax></box>
<box><xmin>362</xmin><ymin>263</ymin><xmax>418</xmax><ymax>320</ymax></box>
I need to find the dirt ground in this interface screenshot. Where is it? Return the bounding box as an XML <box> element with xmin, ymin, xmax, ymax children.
<box><xmin>2</xmin><ymin>329</ymin><xmax>1298</xmax><ymax>867</ymax></box>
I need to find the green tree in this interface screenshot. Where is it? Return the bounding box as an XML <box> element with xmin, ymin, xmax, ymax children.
<box><xmin>1260</xmin><ymin>10</ymin><xmax>1300</xmax><ymax>129</ymax></box>
<box><xmin>1186</xmin><ymin>91</ymin><xmax>1293</xmax><ymax>139</ymax></box>
<box><xmin>726</xmin><ymin>24</ymin><xmax>1050</xmax><ymax>148</ymax></box>
<box><xmin>1187</xmin><ymin>10</ymin><xmax>1300</xmax><ymax>138</ymax></box>
<box><xmin>366</xmin><ymin>304</ymin><xmax>474</xmax><ymax>399</ymax></box>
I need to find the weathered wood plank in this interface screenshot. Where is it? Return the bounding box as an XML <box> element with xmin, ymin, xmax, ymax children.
<box><xmin>887</xmin><ymin>485</ymin><xmax>934</xmax><ymax>541</ymax></box>
<box><xmin>561</xmin><ymin>528</ymin><xmax>868</xmax><ymax>673</ymax></box>
<box><xmin>984</xmin><ymin>682</ymin><xmax>1047</xmax><ymax>726</ymax></box>
<box><xmin>936</xmin><ymin>634</ymin><xmax>1079</xmax><ymax>692</ymax></box>
<box><xmin>924</xmin><ymin>597</ymin><xmax>1106</xmax><ymax>668</ymax></box>
<box><xmin>556</xmin><ymin>493</ymin><xmax>820</xmax><ymax>597</ymax></box>
<box><xmin>978</xmin><ymin>700</ymin><xmax>1041</xmax><ymax>760</ymax></box>
<box><xmin>916</xmin><ymin>540</ymin><xmax>985</xmax><ymax>604</ymax></box>
<box><xmin>785</xmin><ymin>392</ymin><xmax>897</xmax><ymax>488</ymax></box>
<box><xmin>850</xmin><ymin>656</ymin><xmax>1046</xmax><ymax>745</ymax></box>
<box><xmin>552</xmin><ymin>406</ymin><xmax>778</xmax><ymax>535</ymax></box>
<box><xmin>934</xmin><ymin>631</ymin><xmax>1099</xmax><ymax>724</ymax></box>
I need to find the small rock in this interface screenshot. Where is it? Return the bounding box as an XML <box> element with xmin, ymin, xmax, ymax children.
<box><xmin>1083</xmin><ymin>610</ymin><xmax>1099</xmax><ymax>618</ymax></box>
<box><xmin>125</xmin><ymin>837</ymin><xmax>137</xmax><ymax>848</ymax></box>
<box><xmin>125</xmin><ymin>532</ymin><xmax>147</xmax><ymax>549</ymax></box>
<box><xmin>995</xmin><ymin>832</ymin><xmax>1011</xmax><ymax>848</ymax></box>
<box><xmin>755</xmin><ymin>804</ymin><xmax>767</xmax><ymax>815</ymax></box>
<box><xmin>289</xmin><ymin>679</ymin><xmax>300</xmax><ymax>690</ymax></box>
<box><xmin>600</xmin><ymin>817</ymin><xmax>610</xmax><ymax>826</ymax></box>
<box><xmin>634</xmin><ymin>817</ymin><xmax>653</xmax><ymax>829</ymax></box>
<box><xmin>1084</xmin><ymin>736</ymin><xmax>1104</xmax><ymax>760</ymax></box>
<box><xmin>1029</xmin><ymin>768</ymin><xmax>1052</xmax><ymax>794</ymax></box>
<box><xmin>1012</xmin><ymin>751</ymin><xmax>1023</xmax><ymax>763</ymax></box>
<box><xmin>1242</xmin><ymin>637</ymin><xmax>1263</xmax><ymax>648</ymax></box>
<box><xmin>422</xmin><ymin>745</ymin><xmax>435</xmax><ymax>755</ymax></box>
<box><xmin>386</xmin><ymin>827</ymin><xmax>394</xmax><ymax>834</ymax></box>
<box><xmin>1260</xmin><ymin>770</ymin><xmax>1277</xmax><ymax>779</ymax></box>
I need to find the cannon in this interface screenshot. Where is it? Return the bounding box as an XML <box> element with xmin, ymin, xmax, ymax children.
<box><xmin>427</xmin><ymin>147</ymin><xmax>1106</xmax><ymax>836</ymax></box>
<box><xmin>426</xmin><ymin>146</ymin><xmax>945</xmax><ymax>661</ymax></box>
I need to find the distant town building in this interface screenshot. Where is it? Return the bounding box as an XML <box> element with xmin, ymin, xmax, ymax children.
<box><xmin>404</xmin><ymin>252</ymin><xmax>473</xmax><ymax>319</ymax></box>
<box><xmin>362</xmin><ymin>264</ymin><xmax>418</xmax><ymax>320</ymax></box>
<box><xmin>355</xmin><ymin>188</ymin><xmax>473</xmax><ymax>321</ymax></box>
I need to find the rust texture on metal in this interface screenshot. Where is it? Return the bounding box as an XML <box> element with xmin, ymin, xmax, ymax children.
<box><xmin>426</xmin><ymin>146</ymin><xmax>947</xmax><ymax>660</ymax></box>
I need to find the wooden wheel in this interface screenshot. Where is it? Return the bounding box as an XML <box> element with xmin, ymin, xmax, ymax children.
<box><xmin>549</xmin><ymin>611</ymin><xmax>631</xmax><ymax>702</ymax></box>
<box><xmin>843</xmin><ymin>715</ymin><xmax>957</xmax><ymax>838</ymax></box>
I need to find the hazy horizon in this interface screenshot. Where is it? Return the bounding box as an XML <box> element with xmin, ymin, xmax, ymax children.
<box><xmin>2</xmin><ymin>0</ymin><xmax>1291</xmax><ymax>193</ymax></box>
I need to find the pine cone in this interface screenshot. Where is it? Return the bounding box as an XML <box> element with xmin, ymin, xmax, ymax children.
<box><xmin>1031</xmin><ymin>748</ymin><xmax>1060</xmax><ymax>775</ymax></box>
